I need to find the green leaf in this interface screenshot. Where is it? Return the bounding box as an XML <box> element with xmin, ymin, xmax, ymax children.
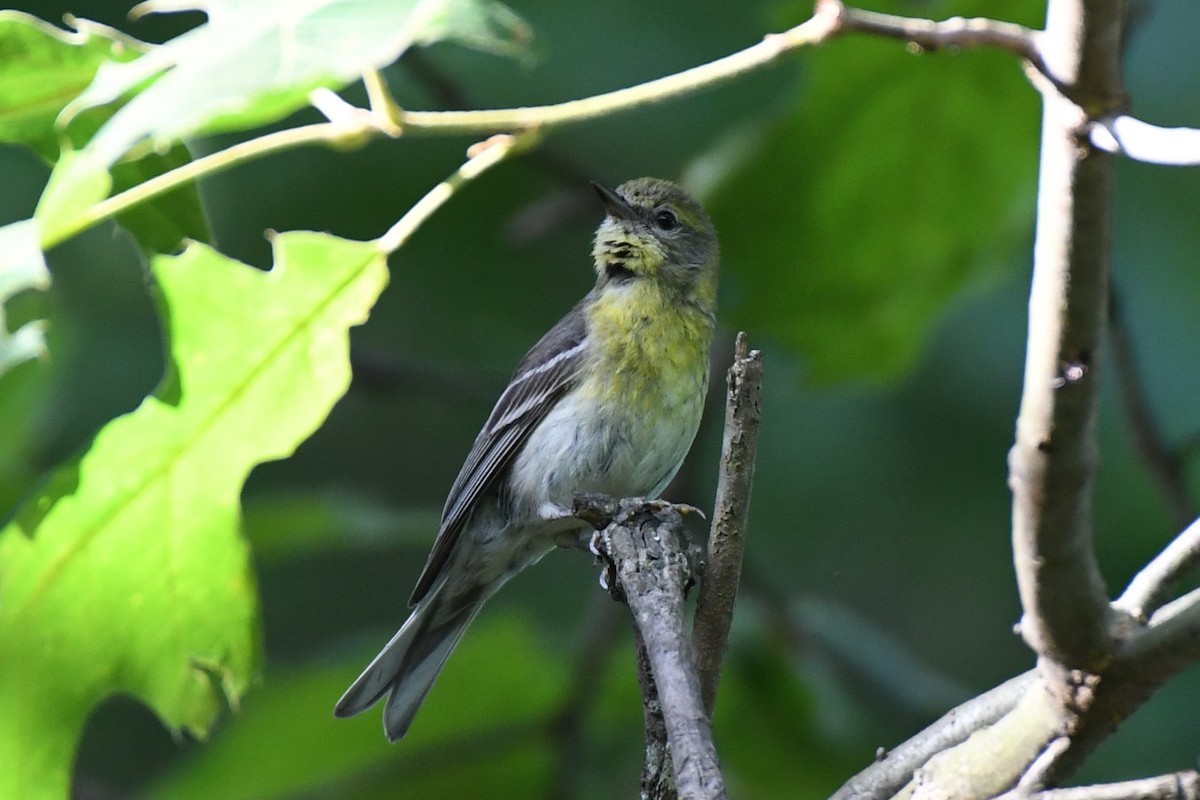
<box><xmin>0</xmin><ymin>12</ymin><xmax>140</xmax><ymax>162</ymax></box>
<box><xmin>0</xmin><ymin>13</ymin><xmax>116</xmax><ymax>367</ymax></box>
<box><xmin>109</xmin><ymin>141</ymin><xmax>214</xmax><ymax>254</ymax></box>
<box><xmin>708</xmin><ymin>6</ymin><xmax>1038</xmax><ymax>384</ymax></box>
<box><xmin>0</xmin><ymin>219</ymin><xmax>50</xmax><ymax>378</ymax></box>
<box><xmin>66</xmin><ymin>0</ymin><xmax>534</xmax><ymax>165</ymax></box>
<box><xmin>0</xmin><ymin>232</ymin><xmax>388</xmax><ymax>800</ymax></box>
<box><xmin>33</xmin><ymin>148</ymin><xmax>112</xmax><ymax>246</ymax></box>
<box><xmin>0</xmin><ymin>12</ymin><xmax>211</xmax><ymax>253</ymax></box>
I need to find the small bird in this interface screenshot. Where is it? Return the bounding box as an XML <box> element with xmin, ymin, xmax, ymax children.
<box><xmin>334</xmin><ymin>177</ymin><xmax>719</xmax><ymax>741</ymax></box>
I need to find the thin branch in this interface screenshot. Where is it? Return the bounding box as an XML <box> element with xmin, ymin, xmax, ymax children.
<box><xmin>1091</xmin><ymin>116</ymin><xmax>1200</xmax><ymax>166</ymax></box>
<box><xmin>53</xmin><ymin>1</ymin><xmax>1072</xmax><ymax>255</ymax></box>
<box><xmin>1116</xmin><ymin>517</ymin><xmax>1200</xmax><ymax>620</ymax></box>
<box><xmin>390</xmin><ymin>7</ymin><xmax>842</xmax><ymax>136</ymax></box>
<box><xmin>829</xmin><ymin>1</ymin><xmax>1063</xmax><ymax>92</ymax></box>
<box><xmin>582</xmin><ymin>497</ymin><xmax>726</xmax><ymax>800</ymax></box>
<box><xmin>829</xmin><ymin>671</ymin><xmax>1036</xmax><ymax>800</ymax></box>
<box><xmin>996</xmin><ymin>771</ymin><xmax>1200</xmax><ymax>800</ymax></box>
<box><xmin>374</xmin><ymin>131</ymin><xmax>539</xmax><ymax>255</ymax></box>
<box><xmin>389</xmin><ymin>0</ymin><xmax>1073</xmax><ymax>140</ymax></box>
<box><xmin>44</xmin><ymin>8</ymin><xmax>841</xmax><ymax>252</ymax></box>
<box><xmin>1108</xmin><ymin>287</ymin><xmax>1195</xmax><ymax>530</ymax></box>
<box><xmin>362</xmin><ymin>68</ymin><xmax>404</xmax><ymax>124</ymax></box>
<box><xmin>1120</xmin><ymin>584</ymin><xmax>1200</xmax><ymax>675</ymax></box>
<box><xmin>1019</xmin><ymin>736</ymin><xmax>1074</xmax><ymax>793</ymax></box>
<box><xmin>834</xmin><ymin>3</ymin><xmax>1039</xmax><ymax>55</ymax></box>
<box><xmin>692</xmin><ymin>332</ymin><xmax>763</xmax><ymax>717</ymax></box>
<box><xmin>48</xmin><ymin>122</ymin><xmax>342</xmax><ymax>247</ymax></box>
<box><xmin>1146</xmin><ymin>584</ymin><xmax>1200</xmax><ymax>630</ymax></box>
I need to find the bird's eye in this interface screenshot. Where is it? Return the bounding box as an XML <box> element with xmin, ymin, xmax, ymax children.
<box><xmin>654</xmin><ymin>209</ymin><xmax>679</xmax><ymax>231</ymax></box>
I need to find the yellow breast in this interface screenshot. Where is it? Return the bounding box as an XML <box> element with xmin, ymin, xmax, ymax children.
<box><xmin>585</xmin><ymin>281</ymin><xmax>711</xmax><ymax>412</ymax></box>
<box><xmin>577</xmin><ymin>280</ymin><xmax>713</xmax><ymax>495</ymax></box>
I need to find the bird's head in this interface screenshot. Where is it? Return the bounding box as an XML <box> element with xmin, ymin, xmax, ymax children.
<box><xmin>591</xmin><ymin>178</ymin><xmax>719</xmax><ymax>312</ymax></box>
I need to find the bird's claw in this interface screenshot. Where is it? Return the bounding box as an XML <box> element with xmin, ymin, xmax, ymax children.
<box><xmin>642</xmin><ymin>499</ymin><xmax>706</xmax><ymax>520</ymax></box>
<box><xmin>674</xmin><ymin>501</ymin><xmax>707</xmax><ymax>520</ymax></box>
<box><xmin>587</xmin><ymin>530</ymin><xmax>619</xmax><ymax>595</ymax></box>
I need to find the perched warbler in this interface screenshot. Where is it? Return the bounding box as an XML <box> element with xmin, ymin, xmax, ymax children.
<box><xmin>335</xmin><ymin>177</ymin><xmax>719</xmax><ymax>741</ymax></box>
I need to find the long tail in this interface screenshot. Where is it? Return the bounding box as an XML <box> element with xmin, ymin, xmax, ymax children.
<box><xmin>334</xmin><ymin>582</ymin><xmax>482</xmax><ymax>742</ymax></box>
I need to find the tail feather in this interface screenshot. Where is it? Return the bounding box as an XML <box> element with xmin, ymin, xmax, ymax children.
<box><xmin>379</xmin><ymin>610</ymin><xmax>476</xmax><ymax>741</ymax></box>
<box><xmin>335</xmin><ymin>587</ymin><xmax>481</xmax><ymax>742</ymax></box>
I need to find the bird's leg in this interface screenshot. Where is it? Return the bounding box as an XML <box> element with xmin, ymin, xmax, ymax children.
<box><xmin>531</xmin><ymin>500</ymin><xmax>593</xmax><ymax>554</ymax></box>
<box><xmin>536</xmin><ymin>501</ymin><xmax>578</xmax><ymax>528</ymax></box>
<box><xmin>566</xmin><ymin>494</ymin><xmax>707</xmax><ymax>600</ymax></box>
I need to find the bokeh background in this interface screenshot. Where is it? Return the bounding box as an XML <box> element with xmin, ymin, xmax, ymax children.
<box><xmin>2</xmin><ymin>0</ymin><xmax>1199</xmax><ymax>797</ymax></box>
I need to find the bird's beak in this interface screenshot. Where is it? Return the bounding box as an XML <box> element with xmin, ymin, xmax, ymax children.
<box><xmin>591</xmin><ymin>182</ymin><xmax>640</xmax><ymax>222</ymax></box>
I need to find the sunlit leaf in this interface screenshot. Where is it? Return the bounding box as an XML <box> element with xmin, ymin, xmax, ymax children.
<box><xmin>0</xmin><ymin>219</ymin><xmax>50</xmax><ymax>378</ymax></box>
<box><xmin>33</xmin><ymin>149</ymin><xmax>112</xmax><ymax>246</ymax></box>
<box><xmin>0</xmin><ymin>12</ymin><xmax>210</xmax><ymax>253</ymax></box>
<box><xmin>0</xmin><ymin>232</ymin><xmax>388</xmax><ymax>800</ymax></box>
<box><xmin>66</xmin><ymin>0</ymin><xmax>533</xmax><ymax>165</ymax></box>
<box><xmin>0</xmin><ymin>12</ymin><xmax>140</xmax><ymax>161</ymax></box>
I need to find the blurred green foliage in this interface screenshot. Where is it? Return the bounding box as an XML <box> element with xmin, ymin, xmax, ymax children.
<box><xmin>1</xmin><ymin>0</ymin><xmax>1199</xmax><ymax>798</ymax></box>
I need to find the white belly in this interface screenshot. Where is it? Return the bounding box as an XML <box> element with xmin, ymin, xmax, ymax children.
<box><xmin>506</xmin><ymin>376</ymin><xmax>703</xmax><ymax>517</ymax></box>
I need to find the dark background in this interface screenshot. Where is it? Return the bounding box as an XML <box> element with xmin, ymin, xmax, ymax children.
<box><xmin>2</xmin><ymin>0</ymin><xmax>1199</xmax><ymax>797</ymax></box>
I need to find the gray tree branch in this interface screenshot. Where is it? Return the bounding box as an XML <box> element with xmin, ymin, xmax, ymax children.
<box><xmin>1037</xmin><ymin>587</ymin><xmax>1200</xmax><ymax>781</ymax></box>
<box><xmin>1091</xmin><ymin>116</ymin><xmax>1200</xmax><ymax>166</ymax></box>
<box><xmin>559</xmin><ymin>2</ymin><xmax>1198</xmax><ymax>795</ymax></box>
<box><xmin>822</xmin><ymin>0</ymin><xmax>1057</xmax><ymax>88</ymax></box>
<box><xmin>1116</xmin><ymin>518</ymin><xmax>1200</xmax><ymax>620</ymax></box>
<box><xmin>1007</xmin><ymin>0</ymin><xmax>1123</xmax><ymax>675</ymax></box>
<box><xmin>829</xmin><ymin>671</ymin><xmax>1036</xmax><ymax>800</ymax></box>
<box><xmin>996</xmin><ymin>770</ymin><xmax>1200</xmax><ymax>800</ymax></box>
<box><xmin>578</xmin><ymin>496</ymin><xmax>725</xmax><ymax>800</ymax></box>
<box><xmin>818</xmin><ymin>0</ymin><xmax>1200</xmax><ymax>795</ymax></box>
<box><xmin>692</xmin><ymin>332</ymin><xmax>764</xmax><ymax>717</ymax></box>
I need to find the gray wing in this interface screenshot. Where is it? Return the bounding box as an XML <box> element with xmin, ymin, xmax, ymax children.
<box><xmin>408</xmin><ymin>300</ymin><xmax>590</xmax><ymax>605</ymax></box>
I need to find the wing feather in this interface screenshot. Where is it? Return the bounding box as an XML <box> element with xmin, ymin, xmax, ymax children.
<box><xmin>408</xmin><ymin>300</ymin><xmax>590</xmax><ymax>605</ymax></box>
